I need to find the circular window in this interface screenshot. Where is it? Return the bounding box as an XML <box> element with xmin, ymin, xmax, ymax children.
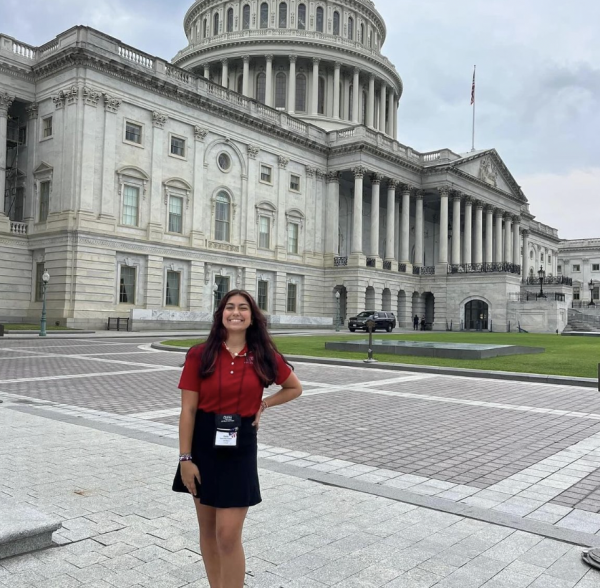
<box><xmin>218</xmin><ymin>152</ymin><xmax>232</xmax><ymax>172</ymax></box>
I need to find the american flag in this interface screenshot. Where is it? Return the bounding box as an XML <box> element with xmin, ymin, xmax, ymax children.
<box><xmin>471</xmin><ymin>66</ymin><xmax>476</xmax><ymax>105</ymax></box>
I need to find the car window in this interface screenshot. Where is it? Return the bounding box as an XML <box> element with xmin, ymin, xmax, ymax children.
<box><xmin>357</xmin><ymin>312</ymin><xmax>371</xmax><ymax>318</ymax></box>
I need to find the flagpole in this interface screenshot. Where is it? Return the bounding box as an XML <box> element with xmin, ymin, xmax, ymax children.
<box><xmin>471</xmin><ymin>65</ymin><xmax>476</xmax><ymax>152</ymax></box>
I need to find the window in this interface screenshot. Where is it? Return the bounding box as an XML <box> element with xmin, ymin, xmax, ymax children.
<box><xmin>573</xmin><ymin>287</ymin><xmax>580</xmax><ymax>301</ymax></box>
<box><xmin>594</xmin><ymin>287</ymin><xmax>600</xmax><ymax>300</ymax></box>
<box><xmin>287</xmin><ymin>283</ymin><xmax>297</xmax><ymax>313</ymax></box>
<box><xmin>256</xmin><ymin>72</ymin><xmax>266</xmax><ymax>104</ymax></box>
<box><xmin>122</xmin><ymin>185</ymin><xmax>139</xmax><ymax>226</ymax></box>
<box><xmin>242</xmin><ymin>4</ymin><xmax>250</xmax><ymax>29</ymax></box>
<box><xmin>260</xmin><ymin>2</ymin><xmax>269</xmax><ymax>28</ymax></box>
<box><xmin>218</xmin><ymin>152</ymin><xmax>232</xmax><ymax>172</ymax></box>
<box><xmin>39</xmin><ymin>180</ymin><xmax>50</xmax><ymax>222</ymax></box>
<box><xmin>18</xmin><ymin>126</ymin><xmax>27</xmax><ymax>145</ymax></box>
<box><xmin>35</xmin><ymin>263</ymin><xmax>45</xmax><ymax>302</ymax></box>
<box><xmin>275</xmin><ymin>72</ymin><xmax>286</xmax><ymax>108</ymax></box>
<box><xmin>297</xmin><ymin>3</ymin><xmax>306</xmax><ymax>29</ymax></box>
<box><xmin>333</xmin><ymin>11</ymin><xmax>340</xmax><ymax>35</ymax></box>
<box><xmin>541</xmin><ymin>253</ymin><xmax>544</xmax><ymax>262</ymax></box>
<box><xmin>10</xmin><ymin>187</ymin><xmax>24</xmax><ymax>222</ymax></box>
<box><xmin>287</xmin><ymin>222</ymin><xmax>299</xmax><ymax>254</ymax></box>
<box><xmin>119</xmin><ymin>266</ymin><xmax>136</xmax><ymax>304</ymax></box>
<box><xmin>360</xmin><ymin>23</ymin><xmax>365</xmax><ymax>43</ymax></box>
<box><xmin>318</xmin><ymin>76</ymin><xmax>326</xmax><ymax>114</ymax></box>
<box><xmin>42</xmin><ymin>116</ymin><xmax>53</xmax><ymax>139</ymax></box>
<box><xmin>316</xmin><ymin>6</ymin><xmax>324</xmax><ymax>32</ymax></box>
<box><xmin>125</xmin><ymin>121</ymin><xmax>142</xmax><ymax>145</ymax></box>
<box><xmin>290</xmin><ymin>174</ymin><xmax>300</xmax><ymax>192</ymax></box>
<box><xmin>279</xmin><ymin>2</ymin><xmax>287</xmax><ymax>27</ymax></box>
<box><xmin>215</xmin><ymin>276</ymin><xmax>230</xmax><ymax>308</ymax></box>
<box><xmin>548</xmin><ymin>255</ymin><xmax>552</xmax><ymax>263</ymax></box>
<box><xmin>170</xmin><ymin>135</ymin><xmax>186</xmax><ymax>158</ymax></box>
<box><xmin>348</xmin><ymin>16</ymin><xmax>354</xmax><ymax>40</ymax></box>
<box><xmin>213</xmin><ymin>12</ymin><xmax>220</xmax><ymax>35</ymax></box>
<box><xmin>295</xmin><ymin>74</ymin><xmax>307</xmax><ymax>112</ymax></box>
<box><xmin>258</xmin><ymin>216</ymin><xmax>271</xmax><ymax>249</ymax></box>
<box><xmin>257</xmin><ymin>280</ymin><xmax>269</xmax><ymax>311</ymax></box>
<box><xmin>260</xmin><ymin>164</ymin><xmax>272</xmax><ymax>184</ymax></box>
<box><xmin>573</xmin><ymin>264</ymin><xmax>581</xmax><ymax>272</ymax></box>
<box><xmin>593</xmin><ymin>264</ymin><xmax>600</xmax><ymax>272</ymax></box>
<box><xmin>558</xmin><ymin>265</ymin><xmax>562</xmax><ymax>273</ymax></box>
<box><xmin>215</xmin><ymin>191</ymin><xmax>231</xmax><ymax>241</ymax></box>
<box><xmin>165</xmin><ymin>271</ymin><xmax>181</xmax><ymax>306</ymax></box>
<box><xmin>227</xmin><ymin>7</ymin><xmax>234</xmax><ymax>32</ymax></box>
<box><xmin>168</xmin><ymin>195</ymin><xmax>183</xmax><ymax>233</ymax></box>
<box><xmin>203</xmin><ymin>18</ymin><xmax>208</xmax><ymax>38</ymax></box>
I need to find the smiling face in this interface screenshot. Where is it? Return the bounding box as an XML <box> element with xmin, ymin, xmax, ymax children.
<box><xmin>222</xmin><ymin>294</ymin><xmax>253</xmax><ymax>334</ymax></box>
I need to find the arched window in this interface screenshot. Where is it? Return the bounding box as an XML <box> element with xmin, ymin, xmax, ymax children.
<box><xmin>203</xmin><ymin>18</ymin><xmax>208</xmax><ymax>38</ymax></box>
<box><xmin>279</xmin><ymin>2</ymin><xmax>287</xmax><ymax>28</ymax></box>
<box><xmin>297</xmin><ymin>3</ymin><xmax>306</xmax><ymax>29</ymax></box>
<box><xmin>348</xmin><ymin>16</ymin><xmax>354</xmax><ymax>40</ymax></box>
<box><xmin>333</xmin><ymin>11</ymin><xmax>340</xmax><ymax>35</ymax></box>
<box><xmin>256</xmin><ymin>72</ymin><xmax>266</xmax><ymax>104</ymax></box>
<box><xmin>227</xmin><ymin>8</ymin><xmax>234</xmax><ymax>32</ymax></box>
<box><xmin>213</xmin><ymin>12</ymin><xmax>220</xmax><ymax>35</ymax></box>
<box><xmin>316</xmin><ymin>6</ymin><xmax>324</xmax><ymax>32</ymax></box>
<box><xmin>360</xmin><ymin>23</ymin><xmax>365</xmax><ymax>44</ymax></box>
<box><xmin>318</xmin><ymin>76</ymin><xmax>326</xmax><ymax>114</ymax></box>
<box><xmin>295</xmin><ymin>73</ymin><xmax>307</xmax><ymax>112</ymax></box>
<box><xmin>215</xmin><ymin>192</ymin><xmax>231</xmax><ymax>242</ymax></box>
<box><xmin>242</xmin><ymin>4</ymin><xmax>250</xmax><ymax>29</ymax></box>
<box><xmin>260</xmin><ymin>2</ymin><xmax>269</xmax><ymax>28</ymax></box>
<box><xmin>275</xmin><ymin>72</ymin><xmax>287</xmax><ymax>108</ymax></box>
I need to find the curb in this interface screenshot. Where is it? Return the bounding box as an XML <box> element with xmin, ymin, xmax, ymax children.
<box><xmin>151</xmin><ymin>343</ymin><xmax>598</xmax><ymax>388</ymax></box>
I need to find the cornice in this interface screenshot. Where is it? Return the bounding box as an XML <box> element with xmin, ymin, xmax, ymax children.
<box><xmin>328</xmin><ymin>141</ymin><xmax>422</xmax><ymax>175</ymax></box>
<box><xmin>0</xmin><ymin>62</ymin><xmax>35</xmax><ymax>83</ymax></box>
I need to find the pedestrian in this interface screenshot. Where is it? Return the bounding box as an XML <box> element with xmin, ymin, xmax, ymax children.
<box><xmin>413</xmin><ymin>314</ymin><xmax>419</xmax><ymax>331</ymax></box>
<box><xmin>173</xmin><ymin>289</ymin><xmax>302</xmax><ymax>588</ymax></box>
<box><xmin>420</xmin><ymin>316</ymin><xmax>426</xmax><ymax>331</ymax></box>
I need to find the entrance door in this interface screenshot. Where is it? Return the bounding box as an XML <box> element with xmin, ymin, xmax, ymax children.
<box><xmin>465</xmin><ymin>300</ymin><xmax>489</xmax><ymax>330</ymax></box>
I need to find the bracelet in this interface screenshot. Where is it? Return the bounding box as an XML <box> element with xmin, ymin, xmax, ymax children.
<box><xmin>260</xmin><ymin>400</ymin><xmax>269</xmax><ymax>413</ymax></box>
<box><xmin>179</xmin><ymin>453</ymin><xmax>193</xmax><ymax>462</ymax></box>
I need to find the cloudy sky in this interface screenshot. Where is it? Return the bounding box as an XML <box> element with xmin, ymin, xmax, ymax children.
<box><xmin>1</xmin><ymin>0</ymin><xmax>598</xmax><ymax>239</ymax></box>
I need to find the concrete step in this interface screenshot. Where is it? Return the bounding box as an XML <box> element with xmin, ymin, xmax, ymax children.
<box><xmin>0</xmin><ymin>498</ymin><xmax>62</xmax><ymax>559</ymax></box>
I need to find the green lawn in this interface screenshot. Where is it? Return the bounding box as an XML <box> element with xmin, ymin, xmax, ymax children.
<box><xmin>162</xmin><ymin>332</ymin><xmax>600</xmax><ymax>379</ymax></box>
<box><xmin>3</xmin><ymin>324</ymin><xmax>74</xmax><ymax>331</ymax></box>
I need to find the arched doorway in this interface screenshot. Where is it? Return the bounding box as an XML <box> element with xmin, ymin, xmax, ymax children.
<box><xmin>365</xmin><ymin>286</ymin><xmax>375</xmax><ymax>310</ymax></box>
<box><xmin>334</xmin><ymin>286</ymin><xmax>347</xmax><ymax>326</ymax></box>
<box><xmin>465</xmin><ymin>299</ymin><xmax>489</xmax><ymax>330</ymax></box>
<box><xmin>382</xmin><ymin>288</ymin><xmax>391</xmax><ymax>311</ymax></box>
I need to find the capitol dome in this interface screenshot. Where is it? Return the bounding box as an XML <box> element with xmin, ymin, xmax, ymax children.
<box><xmin>172</xmin><ymin>0</ymin><xmax>402</xmax><ymax>135</ymax></box>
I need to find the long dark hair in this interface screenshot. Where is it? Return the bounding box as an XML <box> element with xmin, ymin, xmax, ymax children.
<box><xmin>198</xmin><ymin>289</ymin><xmax>290</xmax><ymax>387</ymax></box>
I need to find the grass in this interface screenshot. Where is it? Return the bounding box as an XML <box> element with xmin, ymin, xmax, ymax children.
<box><xmin>162</xmin><ymin>332</ymin><xmax>600</xmax><ymax>379</ymax></box>
<box><xmin>3</xmin><ymin>323</ymin><xmax>74</xmax><ymax>331</ymax></box>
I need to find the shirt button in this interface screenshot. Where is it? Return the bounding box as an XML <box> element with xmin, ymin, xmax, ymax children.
<box><xmin>231</xmin><ymin>362</ymin><xmax>235</xmax><ymax>366</ymax></box>
<box><xmin>230</xmin><ymin>371</ymin><xmax>234</xmax><ymax>374</ymax></box>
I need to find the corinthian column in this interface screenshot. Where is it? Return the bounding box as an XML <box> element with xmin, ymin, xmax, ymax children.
<box><xmin>352</xmin><ymin>68</ymin><xmax>360</xmax><ymax>124</ymax></box>
<box><xmin>221</xmin><ymin>59</ymin><xmax>229</xmax><ymax>88</ymax></box>
<box><xmin>474</xmin><ymin>201</ymin><xmax>483</xmax><ymax>265</ymax></box>
<box><xmin>333</xmin><ymin>62</ymin><xmax>341</xmax><ymax>119</ymax></box>
<box><xmin>452</xmin><ymin>194</ymin><xmax>462</xmax><ymax>265</ymax></box>
<box><xmin>325</xmin><ymin>172</ymin><xmax>341</xmax><ymax>256</ymax></box>
<box><xmin>385</xmin><ymin>179</ymin><xmax>398</xmax><ymax>261</ymax></box>
<box><xmin>367</xmin><ymin>75</ymin><xmax>375</xmax><ymax>128</ymax></box>
<box><xmin>379</xmin><ymin>82</ymin><xmax>387</xmax><ymax>132</ymax></box>
<box><xmin>0</xmin><ymin>93</ymin><xmax>15</xmax><ymax>217</ymax></box>
<box><xmin>485</xmin><ymin>205</ymin><xmax>494</xmax><ymax>263</ymax></box>
<box><xmin>504</xmin><ymin>213</ymin><xmax>513</xmax><ymax>263</ymax></box>
<box><xmin>242</xmin><ymin>55</ymin><xmax>250</xmax><ymax>96</ymax></box>
<box><xmin>312</xmin><ymin>58</ymin><xmax>320</xmax><ymax>116</ymax></box>
<box><xmin>352</xmin><ymin>167</ymin><xmax>366</xmax><ymax>253</ymax></box>
<box><xmin>288</xmin><ymin>56</ymin><xmax>297</xmax><ymax>114</ymax></box>
<box><xmin>513</xmin><ymin>215</ymin><xmax>521</xmax><ymax>267</ymax></box>
<box><xmin>400</xmin><ymin>185</ymin><xmax>411</xmax><ymax>264</ymax></box>
<box><xmin>494</xmin><ymin>209</ymin><xmax>504</xmax><ymax>263</ymax></box>
<box><xmin>439</xmin><ymin>187</ymin><xmax>449</xmax><ymax>264</ymax></box>
<box><xmin>414</xmin><ymin>191</ymin><xmax>424</xmax><ymax>267</ymax></box>
<box><xmin>265</xmin><ymin>55</ymin><xmax>273</xmax><ymax>107</ymax></box>
<box><xmin>370</xmin><ymin>174</ymin><xmax>382</xmax><ymax>258</ymax></box>
<box><xmin>387</xmin><ymin>90</ymin><xmax>395</xmax><ymax>136</ymax></box>
<box><xmin>463</xmin><ymin>197</ymin><xmax>473</xmax><ymax>265</ymax></box>
<box><xmin>522</xmin><ymin>229</ymin><xmax>529</xmax><ymax>280</ymax></box>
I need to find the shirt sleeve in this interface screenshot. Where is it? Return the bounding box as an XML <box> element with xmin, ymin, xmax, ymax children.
<box><xmin>274</xmin><ymin>353</ymin><xmax>293</xmax><ymax>385</ymax></box>
<box><xmin>178</xmin><ymin>346</ymin><xmax>203</xmax><ymax>392</ymax></box>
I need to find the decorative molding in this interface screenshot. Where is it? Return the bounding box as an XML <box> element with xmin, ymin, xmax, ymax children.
<box><xmin>83</xmin><ymin>86</ymin><xmax>101</xmax><ymax>107</ymax></box>
<box><xmin>415</xmin><ymin>190</ymin><xmax>424</xmax><ymax>200</ymax></box>
<box><xmin>315</xmin><ymin>169</ymin><xmax>326</xmax><ymax>180</ymax></box>
<box><xmin>371</xmin><ymin>173</ymin><xmax>383</xmax><ymax>184</ymax></box>
<box><xmin>479</xmin><ymin>156</ymin><xmax>499</xmax><ymax>188</ymax></box>
<box><xmin>326</xmin><ymin>171</ymin><xmax>341</xmax><ymax>184</ymax></box>
<box><xmin>452</xmin><ymin>192</ymin><xmax>463</xmax><ymax>202</ymax></box>
<box><xmin>25</xmin><ymin>102</ymin><xmax>39</xmax><ymax>120</ymax></box>
<box><xmin>152</xmin><ymin>111</ymin><xmax>168</xmax><ymax>129</ymax></box>
<box><xmin>208</xmin><ymin>241</ymin><xmax>240</xmax><ymax>253</ymax></box>
<box><xmin>388</xmin><ymin>179</ymin><xmax>400</xmax><ymax>190</ymax></box>
<box><xmin>278</xmin><ymin>155</ymin><xmax>290</xmax><ymax>169</ymax></box>
<box><xmin>102</xmin><ymin>93</ymin><xmax>122</xmax><ymax>113</ymax></box>
<box><xmin>401</xmin><ymin>184</ymin><xmax>413</xmax><ymax>195</ymax></box>
<box><xmin>438</xmin><ymin>186</ymin><xmax>451</xmax><ymax>197</ymax></box>
<box><xmin>513</xmin><ymin>215</ymin><xmax>522</xmax><ymax>224</ymax></box>
<box><xmin>289</xmin><ymin>55</ymin><xmax>298</xmax><ymax>63</ymax></box>
<box><xmin>66</xmin><ymin>85</ymin><xmax>79</xmax><ymax>106</ymax></box>
<box><xmin>0</xmin><ymin>92</ymin><xmax>15</xmax><ymax>115</ymax></box>
<box><xmin>247</xmin><ymin>145</ymin><xmax>259</xmax><ymax>159</ymax></box>
<box><xmin>475</xmin><ymin>200</ymin><xmax>484</xmax><ymax>209</ymax></box>
<box><xmin>305</xmin><ymin>166</ymin><xmax>316</xmax><ymax>178</ymax></box>
<box><xmin>464</xmin><ymin>196</ymin><xmax>474</xmax><ymax>205</ymax></box>
<box><xmin>194</xmin><ymin>126</ymin><xmax>208</xmax><ymax>141</ymax></box>
<box><xmin>352</xmin><ymin>166</ymin><xmax>368</xmax><ymax>178</ymax></box>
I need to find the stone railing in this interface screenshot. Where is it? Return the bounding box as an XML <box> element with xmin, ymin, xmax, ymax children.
<box><xmin>383</xmin><ymin>260</ymin><xmax>392</xmax><ymax>270</ymax></box>
<box><xmin>334</xmin><ymin>256</ymin><xmax>348</xmax><ymax>267</ymax></box>
<box><xmin>413</xmin><ymin>266</ymin><xmax>436</xmax><ymax>275</ymax></box>
<box><xmin>366</xmin><ymin>257</ymin><xmax>376</xmax><ymax>268</ymax></box>
<box><xmin>528</xmin><ymin>220</ymin><xmax>559</xmax><ymax>238</ymax></box>
<box><xmin>525</xmin><ymin>276</ymin><xmax>573</xmax><ymax>286</ymax></box>
<box><xmin>448</xmin><ymin>263</ymin><xmax>522</xmax><ymax>275</ymax></box>
<box><xmin>397</xmin><ymin>263</ymin><xmax>407</xmax><ymax>273</ymax></box>
<box><xmin>10</xmin><ymin>221</ymin><xmax>28</xmax><ymax>235</ymax></box>
<box><xmin>118</xmin><ymin>44</ymin><xmax>154</xmax><ymax>69</ymax></box>
<box><xmin>509</xmin><ymin>291</ymin><xmax>566</xmax><ymax>302</ymax></box>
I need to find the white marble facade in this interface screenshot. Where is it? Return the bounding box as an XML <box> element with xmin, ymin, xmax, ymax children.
<box><xmin>0</xmin><ymin>3</ymin><xmax>568</xmax><ymax>331</ymax></box>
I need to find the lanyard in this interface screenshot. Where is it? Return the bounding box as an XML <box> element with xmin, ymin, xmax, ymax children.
<box><xmin>217</xmin><ymin>348</ymin><xmax>248</xmax><ymax>414</ymax></box>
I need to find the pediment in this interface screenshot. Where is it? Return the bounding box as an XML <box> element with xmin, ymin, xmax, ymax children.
<box><xmin>33</xmin><ymin>161</ymin><xmax>53</xmax><ymax>176</ymax></box>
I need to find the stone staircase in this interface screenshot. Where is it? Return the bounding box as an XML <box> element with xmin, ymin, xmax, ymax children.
<box><xmin>564</xmin><ymin>309</ymin><xmax>600</xmax><ymax>333</ymax></box>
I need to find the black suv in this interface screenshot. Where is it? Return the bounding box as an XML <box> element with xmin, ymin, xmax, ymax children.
<box><xmin>348</xmin><ymin>311</ymin><xmax>396</xmax><ymax>332</ymax></box>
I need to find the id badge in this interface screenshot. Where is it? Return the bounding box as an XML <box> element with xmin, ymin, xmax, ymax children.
<box><xmin>214</xmin><ymin>414</ymin><xmax>241</xmax><ymax>449</ymax></box>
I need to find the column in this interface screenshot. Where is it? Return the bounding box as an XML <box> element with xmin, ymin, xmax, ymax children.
<box><xmin>474</xmin><ymin>200</ymin><xmax>483</xmax><ymax>265</ymax></box>
<box><xmin>352</xmin><ymin>68</ymin><xmax>360</xmax><ymax>124</ymax></box>
<box><xmin>463</xmin><ymin>197</ymin><xmax>473</xmax><ymax>265</ymax></box>
<box><xmin>370</xmin><ymin>174</ymin><xmax>382</xmax><ymax>258</ymax></box>
<box><xmin>385</xmin><ymin>179</ymin><xmax>397</xmax><ymax>261</ymax></box>
<box><xmin>494</xmin><ymin>209</ymin><xmax>503</xmax><ymax>263</ymax></box>
<box><xmin>221</xmin><ymin>58</ymin><xmax>229</xmax><ymax>88</ymax></box>
<box><xmin>512</xmin><ymin>215</ymin><xmax>521</xmax><ymax>268</ymax></box>
<box><xmin>367</xmin><ymin>75</ymin><xmax>375</xmax><ymax>128</ymax></box>
<box><xmin>522</xmin><ymin>229</ymin><xmax>529</xmax><ymax>280</ymax></box>
<box><xmin>265</xmin><ymin>55</ymin><xmax>273</xmax><ymax>107</ymax></box>
<box><xmin>393</xmin><ymin>96</ymin><xmax>398</xmax><ymax>140</ymax></box>
<box><xmin>242</xmin><ymin>55</ymin><xmax>250</xmax><ymax>96</ymax></box>
<box><xmin>0</xmin><ymin>93</ymin><xmax>15</xmax><ymax>217</ymax></box>
<box><xmin>203</xmin><ymin>64</ymin><xmax>210</xmax><ymax>79</ymax></box>
<box><xmin>387</xmin><ymin>90</ymin><xmax>394</xmax><ymax>135</ymax></box>
<box><xmin>333</xmin><ymin>62</ymin><xmax>341</xmax><ymax>120</ymax></box>
<box><xmin>504</xmin><ymin>213</ymin><xmax>512</xmax><ymax>263</ymax></box>
<box><xmin>400</xmin><ymin>185</ymin><xmax>411</xmax><ymax>264</ymax></box>
<box><xmin>287</xmin><ymin>56</ymin><xmax>297</xmax><ymax>114</ymax></box>
<box><xmin>379</xmin><ymin>82</ymin><xmax>387</xmax><ymax>132</ymax></box>
<box><xmin>351</xmin><ymin>167</ymin><xmax>365</xmax><ymax>254</ymax></box>
<box><xmin>325</xmin><ymin>172</ymin><xmax>340</xmax><ymax>257</ymax></box>
<box><xmin>312</xmin><ymin>58</ymin><xmax>320</xmax><ymax>116</ymax></box>
<box><xmin>438</xmin><ymin>187</ymin><xmax>449</xmax><ymax>264</ymax></box>
<box><xmin>342</xmin><ymin>76</ymin><xmax>350</xmax><ymax>120</ymax></box>
<box><xmin>414</xmin><ymin>191</ymin><xmax>424</xmax><ymax>267</ymax></box>
<box><xmin>485</xmin><ymin>205</ymin><xmax>494</xmax><ymax>264</ymax></box>
<box><xmin>451</xmin><ymin>193</ymin><xmax>462</xmax><ymax>265</ymax></box>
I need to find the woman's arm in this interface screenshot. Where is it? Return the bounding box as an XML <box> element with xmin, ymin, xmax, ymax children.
<box><xmin>262</xmin><ymin>370</ymin><xmax>302</xmax><ymax>408</ymax></box>
<box><xmin>179</xmin><ymin>389</ymin><xmax>201</xmax><ymax>495</ymax></box>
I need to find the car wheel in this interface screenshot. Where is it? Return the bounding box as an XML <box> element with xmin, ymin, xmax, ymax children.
<box><xmin>386</xmin><ymin>324</ymin><xmax>392</xmax><ymax>332</ymax></box>
<box><xmin>349</xmin><ymin>328</ymin><xmax>356</xmax><ymax>332</ymax></box>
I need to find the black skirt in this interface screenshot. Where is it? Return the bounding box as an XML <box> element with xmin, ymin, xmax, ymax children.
<box><xmin>172</xmin><ymin>410</ymin><xmax>261</xmax><ymax>508</ymax></box>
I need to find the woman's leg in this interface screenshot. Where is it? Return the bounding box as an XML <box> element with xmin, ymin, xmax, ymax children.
<box><xmin>194</xmin><ymin>499</ymin><xmax>221</xmax><ymax>588</ymax></box>
<box><xmin>215</xmin><ymin>507</ymin><xmax>249</xmax><ymax>588</ymax></box>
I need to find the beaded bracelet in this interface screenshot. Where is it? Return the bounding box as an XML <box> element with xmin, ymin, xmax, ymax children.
<box><xmin>179</xmin><ymin>453</ymin><xmax>193</xmax><ymax>462</ymax></box>
<box><xmin>260</xmin><ymin>400</ymin><xmax>269</xmax><ymax>413</ymax></box>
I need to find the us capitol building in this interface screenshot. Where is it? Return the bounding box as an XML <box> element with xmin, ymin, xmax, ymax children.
<box><xmin>0</xmin><ymin>0</ymin><xmax>581</xmax><ymax>332</ymax></box>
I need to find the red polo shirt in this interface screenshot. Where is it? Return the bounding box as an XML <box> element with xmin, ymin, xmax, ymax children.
<box><xmin>179</xmin><ymin>343</ymin><xmax>292</xmax><ymax>417</ymax></box>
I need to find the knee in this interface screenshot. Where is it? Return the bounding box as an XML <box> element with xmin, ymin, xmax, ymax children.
<box><xmin>216</xmin><ymin>527</ymin><xmax>241</xmax><ymax>555</ymax></box>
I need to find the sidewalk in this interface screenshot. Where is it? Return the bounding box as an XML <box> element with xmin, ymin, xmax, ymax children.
<box><xmin>1</xmin><ymin>405</ymin><xmax>598</xmax><ymax>587</ymax></box>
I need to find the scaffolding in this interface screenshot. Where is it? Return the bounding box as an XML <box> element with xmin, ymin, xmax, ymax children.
<box><xmin>5</xmin><ymin>115</ymin><xmax>23</xmax><ymax>222</ymax></box>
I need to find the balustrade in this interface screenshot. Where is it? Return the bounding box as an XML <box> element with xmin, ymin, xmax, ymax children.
<box><xmin>448</xmin><ymin>263</ymin><xmax>522</xmax><ymax>275</ymax></box>
<box><xmin>525</xmin><ymin>276</ymin><xmax>573</xmax><ymax>286</ymax></box>
<box><xmin>10</xmin><ymin>222</ymin><xmax>27</xmax><ymax>235</ymax></box>
<box><xmin>366</xmin><ymin>258</ymin><xmax>376</xmax><ymax>268</ymax></box>
<box><xmin>413</xmin><ymin>266</ymin><xmax>435</xmax><ymax>275</ymax></box>
<box><xmin>397</xmin><ymin>263</ymin><xmax>406</xmax><ymax>273</ymax></box>
<box><xmin>334</xmin><ymin>256</ymin><xmax>348</xmax><ymax>267</ymax></box>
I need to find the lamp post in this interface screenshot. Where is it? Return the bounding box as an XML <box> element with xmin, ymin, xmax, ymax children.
<box><xmin>538</xmin><ymin>265</ymin><xmax>546</xmax><ymax>299</ymax></box>
<box><xmin>335</xmin><ymin>291</ymin><xmax>341</xmax><ymax>332</ymax></box>
<box><xmin>589</xmin><ymin>279</ymin><xmax>596</xmax><ymax>307</ymax></box>
<box><xmin>39</xmin><ymin>269</ymin><xmax>50</xmax><ymax>337</ymax></box>
<box><xmin>213</xmin><ymin>282</ymin><xmax>219</xmax><ymax>312</ymax></box>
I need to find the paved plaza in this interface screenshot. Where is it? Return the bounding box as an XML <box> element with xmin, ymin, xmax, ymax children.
<box><xmin>1</xmin><ymin>336</ymin><xmax>600</xmax><ymax>587</ymax></box>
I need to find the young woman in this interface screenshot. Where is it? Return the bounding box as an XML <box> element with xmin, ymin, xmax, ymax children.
<box><xmin>173</xmin><ymin>289</ymin><xmax>302</xmax><ymax>588</ymax></box>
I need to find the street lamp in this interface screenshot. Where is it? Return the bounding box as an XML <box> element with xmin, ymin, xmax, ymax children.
<box><xmin>538</xmin><ymin>265</ymin><xmax>546</xmax><ymax>299</ymax></box>
<box><xmin>212</xmin><ymin>282</ymin><xmax>219</xmax><ymax>312</ymax></box>
<box><xmin>39</xmin><ymin>269</ymin><xmax>50</xmax><ymax>337</ymax></box>
<box><xmin>335</xmin><ymin>291</ymin><xmax>341</xmax><ymax>332</ymax></box>
<box><xmin>589</xmin><ymin>279</ymin><xmax>596</xmax><ymax>307</ymax></box>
